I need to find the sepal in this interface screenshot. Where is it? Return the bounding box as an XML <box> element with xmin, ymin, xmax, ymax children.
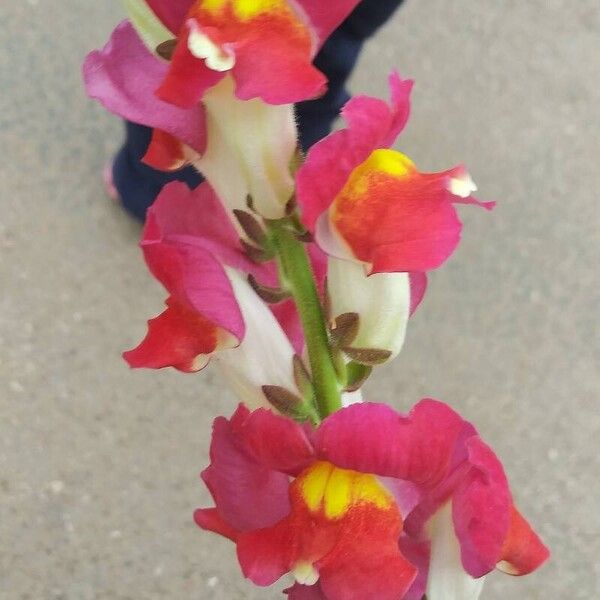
<box><xmin>342</xmin><ymin>362</ymin><xmax>372</xmax><ymax>392</ymax></box>
<box><xmin>248</xmin><ymin>275</ymin><xmax>290</xmax><ymax>304</ymax></box>
<box><xmin>261</xmin><ymin>385</ymin><xmax>319</xmax><ymax>425</ymax></box>
<box><xmin>240</xmin><ymin>240</ymin><xmax>275</xmax><ymax>264</ymax></box>
<box><xmin>329</xmin><ymin>312</ymin><xmax>359</xmax><ymax>348</ymax></box>
<box><xmin>234</xmin><ymin>209</ymin><xmax>268</xmax><ymax>247</ymax></box>
<box><xmin>341</xmin><ymin>347</ymin><xmax>393</xmax><ymax>366</ymax></box>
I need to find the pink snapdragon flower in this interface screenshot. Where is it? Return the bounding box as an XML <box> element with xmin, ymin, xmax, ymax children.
<box><xmin>84</xmin><ymin>21</ymin><xmax>208</xmax><ymax>159</ymax></box>
<box><xmin>123</xmin><ymin>181</ymin><xmax>306</xmax><ymax>407</ymax></box>
<box><xmin>195</xmin><ymin>401</ymin><xmax>548</xmax><ymax>600</ymax></box>
<box><xmin>84</xmin><ymin>22</ymin><xmax>295</xmax><ymax>218</ymax></box>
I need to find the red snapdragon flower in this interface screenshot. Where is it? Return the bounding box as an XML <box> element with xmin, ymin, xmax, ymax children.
<box><xmin>124</xmin><ymin>0</ymin><xmax>361</xmax><ymax>107</ymax></box>
<box><xmin>296</xmin><ymin>72</ymin><xmax>495</xmax><ymax>275</ymax></box>
<box><xmin>195</xmin><ymin>401</ymin><xmax>548</xmax><ymax>600</ymax></box>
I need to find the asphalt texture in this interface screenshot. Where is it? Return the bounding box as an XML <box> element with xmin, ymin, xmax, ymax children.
<box><xmin>1</xmin><ymin>1</ymin><xmax>599</xmax><ymax>598</ymax></box>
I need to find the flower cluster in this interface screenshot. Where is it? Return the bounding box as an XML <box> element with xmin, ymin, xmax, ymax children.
<box><xmin>196</xmin><ymin>401</ymin><xmax>547</xmax><ymax>600</ymax></box>
<box><xmin>85</xmin><ymin>1</ymin><xmax>548</xmax><ymax>598</ymax></box>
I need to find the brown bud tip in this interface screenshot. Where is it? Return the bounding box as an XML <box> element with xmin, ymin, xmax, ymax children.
<box><xmin>295</xmin><ymin>230</ymin><xmax>314</xmax><ymax>243</ymax></box>
<box><xmin>261</xmin><ymin>385</ymin><xmax>302</xmax><ymax>413</ymax></box>
<box><xmin>330</xmin><ymin>312</ymin><xmax>360</xmax><ymax>348</ymax></box>
<box><xmin>285</xmin><ymin>195</ymin><xmax>298</xmax><ymax>216</ymax></box>
<box><xmin>341</xmin><ymin>346</ymin><xmax>392</xmax><ymax>366</ymax></box>
<box><xmin>233</xmin><ymin>209</ymin><xmax>267</xmax><ymax>246</ymax></box>
<box><xmin>247</xmin><ymin>275</ymin><xmax>289</xmax><ymax>303</ymax></box>
<box><xmin>156</xmin><ymin>39</ymin><xmax>177</xmax><ymax>61</ymax></box>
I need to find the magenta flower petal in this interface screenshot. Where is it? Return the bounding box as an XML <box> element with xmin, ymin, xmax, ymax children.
<box><xmin>124</xmin><ymin>188</ymin><xmax>250</xmax><ymax>373</ymax></box>
<box><xmin>123</xmin><ymin>234</ymin><xmax>244</xmax><ymax>373</ymax></box>
<box><xmin>123</xmin><ymin>296</ymin><xmax>226</xmax><ymax>372</ymax></box>
<box><xmin>145</xmin><ymin>0</ymin><xmax>192</xmax><ymax>34</ymax></box>
<box><xmin>318</xmin><ymin>533</ymin><xmax>417</xmax><ymax>600</ymax></box>
<box><xmin>316</xmin><ymin>400</ymin><xmax>465</xmax><ymax>485</ymax></box>
<box><xmin>409</xmin><ymin>272</ymin><xmax>428</xmax><ymax>315</ymax></box>
<box><xmin>399</xmin><ymin>537</ymin><xmax>430</xmax><ymax>600</ymax></box>
<box><xmin>297</xmin><ymin>74</ymin><xmax>491</xmax><ymax>275</ymax></box>
<box><xmin>498</xmin><ymin>506</ymin><xmax>550</xmax><ymax>576</ymax></box>
<box><xmin>147</xmin><ymin>181</ymin><xmax>259</xmax><ymax>274</ymax></box>
<box><xmin>295</xmin><ymin>0</ymin><xmax>362</xmax><ymax>50</ymax></box>
<box><xmin>233</xmin><ymin>407</ymin><xmax>315</xmax><ymax>475</ymax></box>
<box><xmin>193</xmin><ymin>507</ymin><xmax>238</xmax><ymax>541</ymax></box>
<box><xmin>83</xmin><ymin>21</ymin><xmax>206</xmax><ymax>153</ymax></box>
<box><xmin>237</xmin><ymin>519</ymin><xmax>296</xmax><ymax>586</ymax></box>
<box><xmin>315</xmin><ymin>402</ymin><xmax>405</xmax><ymax>475</ymax></box>
<box><xmin>366</xmin><ymin>198</ymin><xmax>462</xmax><ymax>274</ymax></box>
<box><xmin>147</xmin><ymin>182</ymin><xmax>306</xmax><ymax>350</ymax></box>
<box><xmin>285</xmin><ymin>583</ymin><xmax>327</xmax><ymax>600</ymax></box>
<box><xmin>232</xmin><ymin>35</ymin><xmax>326</xmax><ymax>103</ymax></box>
<box><xmin>297</xmin><ymin>72</ymin><xmax>413</xmax><ymax>230</ymax></box>
<box><xmin>156</xmin><ymin>23</ymin><xmax>226</xmax><ymax>108</ymax></box>
<box><xmin>452</xmin><ymin>437</ymin><xmax>512</xmax><ymax>577</ymax></box>
<box><xmin>141</xmin><ymin>238</ymin><xmax>245</xmax><ymax>341</ymax></box>
<box><xmin>200</xmin><ymin>406</ymin><xmax>291</xmax><ymax>532</ymax></box>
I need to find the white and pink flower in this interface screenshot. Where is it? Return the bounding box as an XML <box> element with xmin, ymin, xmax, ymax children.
<box><xmin>123</xmin><ymin>181</ymin><xmax>303</xmax><ymax>407</ymax></box>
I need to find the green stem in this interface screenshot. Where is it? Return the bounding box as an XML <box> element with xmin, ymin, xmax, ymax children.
<box><xmin>269</xmin><ymin>220</ymin><xmax>342</xmax><ymax>418</ymax></box>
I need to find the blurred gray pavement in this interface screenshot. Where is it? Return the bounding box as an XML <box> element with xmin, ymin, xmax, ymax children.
<box><xmin>1</xmin><ymin>1</ymin><xmax>599</xmax><ymax>598</ymax></box>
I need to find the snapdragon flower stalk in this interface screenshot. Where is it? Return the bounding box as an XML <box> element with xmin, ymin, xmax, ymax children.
<box><xmin>84</xmin><ymin>2</ymin><xmax>549</xmax><ymax>598</ymax></box>
<box><xmin>268</xmin><ymin>217</ymin><xmax>342</xmax><ymax>420</ymax></box>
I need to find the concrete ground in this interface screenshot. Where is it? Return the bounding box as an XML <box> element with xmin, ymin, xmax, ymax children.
<box><xmin>1</xmin><ymin>1</ymin><xmax>598</xmax><ymax>598</ymax></box>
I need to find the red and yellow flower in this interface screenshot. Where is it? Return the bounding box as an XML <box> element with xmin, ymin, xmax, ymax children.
<box><xmin>124</xmin><ymin>0</ymin><xmax>361</xmax><ymax>106</ymax></box>
<box><xmin>195</xmin><ymin>401</ymin><xmax>548</xmax><ymax>599</ymax></box>
<box><xmin>294</xmin><ymin>73</ymin><xmax>493</xmax><ymax>363</ymax></box>
<box><xmin>297</xmin><ymin>72</ymin><xmax>495</xmax><ymax>275</ymax></box>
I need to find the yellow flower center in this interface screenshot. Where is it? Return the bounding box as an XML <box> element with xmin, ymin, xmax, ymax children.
<box><xmin>339</xmin><ymin>149</ymin><xmax>416</xmax><ymax>201</ymax></box>
<box><xmin>199</xmin><ymin>0</ymin><xmax>291</xmax><ymax>21</ymax></box>
<box><xmin>297</xmin><ymin>461</ymin><xmax>394</xmax><ymax>520</ymax></box>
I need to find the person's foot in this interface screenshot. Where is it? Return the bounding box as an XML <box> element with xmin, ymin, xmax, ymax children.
<box><xmin>103</xmin><ymin>162</ymin><xmax>120</xmax><ymax>203</ymax></box>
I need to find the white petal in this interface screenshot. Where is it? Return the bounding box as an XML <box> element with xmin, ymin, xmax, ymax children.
<box><xmin>449</xmin><ymin>172</ymin><xmax>477</xmax><ymax>198</ymax></box>
<box><xmin>314</xmin><ymin>213</ymin><xmax>356</xmax><ymax>262</ymax></box>
<box><xmin>426</xmin><ymin>503</ymin><xmax>486</xmax><ymax>600</ymax></box>
<box><xmin>214</xmin><ymin>270</ymin><xmax>298</xmax><ymax>409</ymax></box>
<box><xmin>341</xmin><ymin>389</ymin><xmax>363</xmax><ymax>406</ymax></box>
<box><xmin>193</xmin><ymin>78</ymin><xmax>296</xmax><ymax>221</ymax></box>
<box><xmin>123</xmin><ymin>0</ymin><xmax>174</xmax><ymax>54</ymax></box>
<box><xmin>327</xmin><ymin>258</ymin><xmax>410</xmax><ymax>359</ymax></box>
<box><xmin>292</xmin><ymin>561</ymin><xmax>319</xmax><ymax>586</ymax></box>
<box><xmin>187</xmin><ymin>20</ymin><xmax>235</xmax><ymax>72</ymax></box>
